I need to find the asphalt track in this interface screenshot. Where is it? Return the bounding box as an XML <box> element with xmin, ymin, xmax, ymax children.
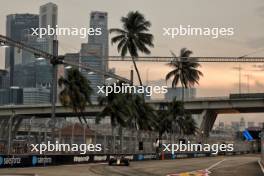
<box><xmin>0</xmin><ymin>154</ymin><xmax>262</xmax><ymax>176</ymax></box>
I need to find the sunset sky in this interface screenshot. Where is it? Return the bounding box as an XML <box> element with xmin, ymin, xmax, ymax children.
<box><xmin>0</xmin><ymin>0</ymin><xmax>264</xmax><ymax>123</ymax></box>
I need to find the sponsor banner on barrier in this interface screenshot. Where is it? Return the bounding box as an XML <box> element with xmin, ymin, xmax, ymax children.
<box><xmin>175</xmin><ymin>154</ymin><xmax>188</xmax><ymax>158</ymax></box>
<box><xmin>194</xmin><ymin>153</ymin><xmax>206</xmax><ymax>158</ymax></box>
<box><xmin>109</xmin><ymin>155</ymin><xmax>134</xmax><ymax>160</ymax></box>
<box><xmin>0</xmin><ymin>156</ymin><xmax>22</xmax><ymax>166</ymax></box>
<box><xmin>143</xmin><ymin>154</ymin><xmax>156</xmax><ymax>160</ymax></box>
<box><xmin>93</xmin><ymin>155</ymin><xmax>107</xmax><ymax>162</ymax></box>
<box><xmin>136</xmin><ymin>154</ymin><xmax>157</xmax><ymax>161</ymax></box>
<box><xmin>0</xmin><ymin>152</ymin><xmax>212</xmax><ymax>168</ymax></box>
<box><xmin>32</xmin><ymin>156</ymin><xmax>52</xmax><ymax>166</ymax></box>
<box><xmin>73</xmin><ymin>156</ymin><xmax>90</xmax><ymax>163</ymax></box>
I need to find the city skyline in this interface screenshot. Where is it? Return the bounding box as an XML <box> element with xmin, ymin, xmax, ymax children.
<box><xmin>0</xmin><ymin>0</ymin><xmax>264</xmax><ymax>123</ymax></box>
<box><xmin>0</xmin><ymin>0</ymin><xmax>264</xmax><ymax>97</ymax></box>
<box><xmin>0</xmin><ymin>1</ymin><xmax>264</xmax><ymax>174</ymax></box>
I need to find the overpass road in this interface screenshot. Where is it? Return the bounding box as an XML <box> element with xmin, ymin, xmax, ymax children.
<box><xmin>0</xmin><ymin>96</ymin><xmax>263</xmax><ymax>136</ymax></box>
<box><xmin>1</xmin><ymin>96</ymin><xmax>264</xmax><ymax>117</ymax></box>
<box><xmin>0</xmin><ymin>154</ymin><xmax>262</xmax><ymax>176</ymax></box>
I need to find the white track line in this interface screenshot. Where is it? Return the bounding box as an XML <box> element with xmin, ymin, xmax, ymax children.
<box><xmin>207</xmin><ymin>159</ymin><xmax>226</xmax><ymax>171</ymax></box>
<box><xmin>258</xmin><ymin>159</ymin><xmax>264</xmax><ymax>174</ymax></box>
<box><xmin>167</xmin><ymin>159</ymin><xmax>226</xmax><ymax>176</ymax></box>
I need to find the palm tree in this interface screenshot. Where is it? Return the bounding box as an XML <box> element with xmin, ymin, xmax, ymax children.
<box><xmin>128</xmin><ymin>94</ymin><xmax>157</xmax><ymax>131</ymax></box>
<box><xmin>96</xmin><ymin>82</ymin><xmax>157</xmax><ymax>153</ymax></box>
<box><xmin>155</xmin><ymin>111</ymin><xmax>171</xmax><ymax>140</ymax></box>
<box><xmin>58</xmin><ymin>68</ymin><xmax>93</xmax><ymax>125</ymax></box>
<box><xmin>167</xmin><ymin>98</ymin><xmax>185</xmax><ymax>134</ymax></box>
<box><xmin>96</xmin><ymin>93</ymin><xmax>130</xmax><ymax>128</ymax></box>
<box><xmin>110</xmin><ymin>11</ymin><xmax>154</xmax><ymax>86</ymax></box>
<box><xmin>165</xmin><ymin>48</ymin><xmax>203</xmax><ymax>102</ymax></box>
<box><xmin>181</xmin><ymin>113</ymin><xmax>197</xmax><ymax>135</ymax></box>
<box><xmin>96</xmin><ymin>83</ymin><xmax>132</xmax><ymax>153</ymax></box>
<box><xmin>155</xmin><ymin>98</ymin><xmax>197</xmax><ymax>141</ymax></box>
<box><xmin>129</xmin><ymin>94</ymin><xmax>157</xmax><ymax>152</ymax></box>
<box><xmin>155</xmin><ymin>99</ymin><xmax>183</xmax><ymax>139</ymax></box>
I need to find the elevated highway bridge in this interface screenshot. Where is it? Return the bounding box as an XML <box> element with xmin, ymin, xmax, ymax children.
<box><xmin>0</xmin><ymin>94</ymin><xmax>264</xmax><ymax>136</ymax></box>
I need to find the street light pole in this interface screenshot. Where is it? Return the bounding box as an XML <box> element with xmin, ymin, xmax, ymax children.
<box><xmin>8</xmin><ymin>109</ymin><xmax>15</xmax><ymax>155</ymax></box>
<box><xmin>45</xmin><ymin>119</ymin><xmax>51</xmax><ymax>144</ymax></box>
<box><xmin>27</xmin><ymin>116</ymin><xmax>35</xmax><ymax>145</ymax></box>
<box><xmin>50</xmin><ymin>40</ymin><xmax>58</xmax><ymax>142</ymax></box>
<box><xmin>239</xmin><ymin>64</ymin><xmax>242</xmax><ymax>94</ymax></box>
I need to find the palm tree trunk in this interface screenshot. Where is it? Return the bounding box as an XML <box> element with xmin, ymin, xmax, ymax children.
<box><xmin>119</xmin><ymin>126</ymin><xmax>123</xmax><ymax>154</ymax></box>
<box><xmin>134</xmin><ymin>129</ymin><xmax>138</xmax><ymax>154</ymax></box>
<box><xmin>77</xmin><ymin>116</ymin><xmax>83</xmax><ymax>124</ymax></box>
<box><xmin>132</xmin><ymin>57</ymin><xmax>143</xmax><ymax>86</ymax></box>
<box><xmin>112</xmin><ymin>126</ymin><xmax>116</xmax><ymax>154</ymax></box>
<box><xmin>130</xmin><ymin>129</ymin><xmax>134</xmax><ymax>153</ymax></box>
<box><xmin>80</xmin><ymin>111</ymin><xmax>89</xmax><ymax>128</ymax></box>
<box><xmin>75</xmin><ymin>108</ymin><xmax>83</xmax><ymax>124</ymax></box>
<box><xmin>181</xmin><ymin>85</ymin><xmax>185</xmax><ymax>102</ymax></box>
<box><xmin>181</xmin><ymin>81</ymin><xmax>185</xmax><ymax>118</ymax></box>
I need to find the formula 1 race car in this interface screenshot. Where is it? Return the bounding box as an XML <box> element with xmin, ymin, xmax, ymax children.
<box><xmin>108</xmin><ymin>156</ymin><xmax>130</xmax><ymax>166</ymax></box>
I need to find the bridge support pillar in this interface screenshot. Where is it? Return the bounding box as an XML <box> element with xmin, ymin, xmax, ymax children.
<box><xmin>199</xmin><ymin>110</ymin><xmax>217</xmax><ymax>138</ymax></box>
<box><xmin>0</xmin><ymin>118</ymin><xmax>9</xmax><ymax>139</ymax></box>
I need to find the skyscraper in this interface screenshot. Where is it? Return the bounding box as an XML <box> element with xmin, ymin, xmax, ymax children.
<box><xmin>80</xmin><ymin>43</ymin><xmax>104</xmax><ymax>102</ymax></box>
<box><xmin>0</xmin><ymin>69</ymin><xmax>9</xmax><ymax>89</ymax></box>
<box><xmin>88</xmin><ymin>11</ymin><xmax>108</xmax><ymax>71</ymax></box>
<box><xmin>4</xmin><ymin>3</ymin><xmax>59</xmax><ymax>105</ymax></box>
<box><xmin>5</xmin><ymin>14</ymin><xmax>39</xmax><ymax>86</ymax></box>
<box><xmin>0</xmin><ymin>87</ymin><xmax>23</xmax><ymax>105</ymax></box>
<box><xmin>80</xmin><ymin>11</ymin><xmax>109</xmax><ymax>102</ymax></box>
<box><xmin>19</xmin><ymin>35</ymin><xmax>49</xmax><ymax>65</ymax></box>
<box><xmin>23</xmin><ymin>87</ymin><xmax>50</xmax><ymax>104</ymax></box>
<box><xmin>39</xmin><ymin>2</ymin><xmax>58</xmax><ymax>54</ymax></box>
<box><xmin>13</xmin><ymin>60</ymin><xmax>53</xmax><ymax>88</ymax></box>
